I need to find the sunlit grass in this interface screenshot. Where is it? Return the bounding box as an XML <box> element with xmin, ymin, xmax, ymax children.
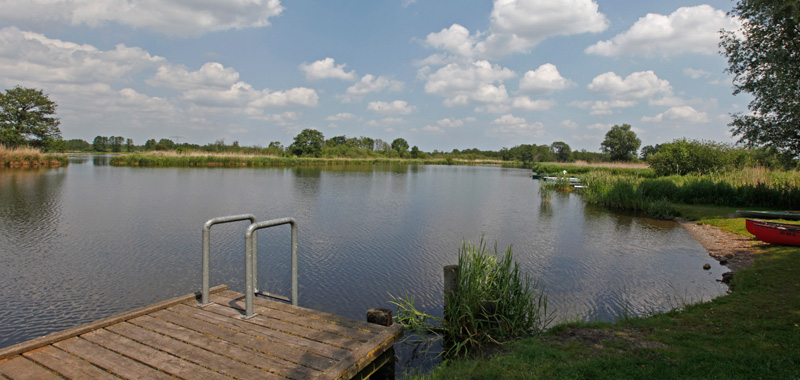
<box><xmin>0</xmin><ymin>144</ymin><xmax>68</xmax><ymax>168</ymax></box>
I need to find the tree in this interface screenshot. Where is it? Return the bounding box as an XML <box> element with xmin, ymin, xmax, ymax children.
<box><xmin>93</xmin><ymin>136</ymin><xmax>108</xmax><ymax>152</ymax></box>
<box><xmin>549</xmin><ymin>141</ymin><xmax>572</xmax><ymax>162</ymax></box>
<box><xmin>0</xmin><ymin>87</ymin><xmax>61</xmax><ymax>149</ymax></box>
<box><xmin>144</xmin><ymin>139</ymin><xmax>157</xmax><ymax>150</ymax></box>
<box><xmin>410</xmin><ymin>145</ymin><xmax>421</xmax><ymax>158</ymax></box>
<box><xmin>327</xmin><ymin>135</ymin><xmax>347</xmax><ymax>147</ymax></box>
<box><xmin>720</xmin><ymin>0</ymin><xmax>800</xmax><ymax>157</ymax></box>
<box><xmin>391</xmin><ymin>138</ymin><xmax>409</xmax><ymax>154</ymax></box>
<box><xmin>125</xmin><ymin>138</ymin><xmax>134</xmax><ymax>152</ymax></box>
<box><xmin>109</xmin><ymin>136</ymin><xmax>124</xmax><ymax>152</ymax></box>
<box><xmin>67</xmin><ymin>139</ymin><xmax>91</xmax><ymax>151</ymax></box>
<box><xmin>601</xmin><ymin>124</ymin><xmax>641</xmax><ymax>161</ymax></box>
<box><xmin>289</xmin><ymin>128</ymin><xmax>324</xmax><ymax>157</ymax></box>
<box><xmin>640</xmin><ymin>144</ymin><xmax>659</xmax><ymax>160</ymax></box>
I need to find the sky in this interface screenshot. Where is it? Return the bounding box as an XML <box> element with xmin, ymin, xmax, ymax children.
<box><xmin>0</xmin><ymin>0</ymin><xmax>748</xmax><ymax>152</ymax></box>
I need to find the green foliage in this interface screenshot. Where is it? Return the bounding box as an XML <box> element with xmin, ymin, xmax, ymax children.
<box><xmin>289</xmin><ymin>128</ymin><xmax>324</xmax><ymax>157</ymax></box>
<box><xmin>549</xmin><ymin>141</ymin><xmax>572</xmax><ymax>162</ymax></box>
<box><xmin>392</xmin><ymin>240</ymin><xmax>550</xmax><ymax>358</ymax></box>
<box><xmin>600</xmin><ymin>124</ymin><xmax>641</xmax><ymax>161</ymax></box>
<box><xmin>92</xmin><ymin>136</ymin><xmax>108</xmax><ymax>152</ymax></box>
<box><xmin>720</xmin><ymin>0</ymin><xmax>800</xmax><ymax>157</ymax></box>
<box><xmin>66</xmin><ymin>139</ymin><xmax>91</xmax><ymax>151</ymax></box>
<box><xmin>531</xmin><ymin>162</ymin><xmax>654</xmax><ymax>177</ymax></box>
<box><xmin>0</xmin><ymin>87</ymin><xmax>62</xmax><ymax>150</ymax></box>
<box><xmin>647</xmin><ymin>139</ymin><xmax>752</xmax><ymax>176</ymax></box>
<box><xmin>391</xmin><ymin>137</ymin><xmax>409</xmax><ymax>154</ymax></box>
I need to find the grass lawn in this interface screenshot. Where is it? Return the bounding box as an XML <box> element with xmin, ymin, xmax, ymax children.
<box><xmin>411</xmin><ymin>212</ymin><xmax>800</xmax><ymax>379</ymax></box>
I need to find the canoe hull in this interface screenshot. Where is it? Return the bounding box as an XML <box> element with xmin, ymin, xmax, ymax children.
<box><xmin>736</xmin><ymin>210</ymin><xmax>800</xmax><ymax>221</ymax></box>
<box><xmin>746</xmin><ymin>219</ymin><xmax>800</xmax><ymax>246</ymax></box>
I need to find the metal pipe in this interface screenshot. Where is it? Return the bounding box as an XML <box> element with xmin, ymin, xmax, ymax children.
<box><xmin>201</xmin><ymin>214</ymin><xmax>256</xmax><ymax>307</ymax></box>
<box><xmin>243</xmin><ymin>217</ymin><xmax>298</xmax><ymax>318</ymax></box>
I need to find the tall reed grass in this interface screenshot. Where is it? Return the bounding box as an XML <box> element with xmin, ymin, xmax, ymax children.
<box><xmin>582</xmin><ymin>167</ymin><xmax>800</xmax><ymax>216</ymax></box>
<box><xmin>109</xmin><ymin>152</ymin><xmax>500</xmax><ymax>167</ymax></box>
<box><xmin>392</xmin><ymin>240</ymin><xmax>550</xmax><ymax>357</ymax></box>
<box><xmin>532</xmin><ymin>162</ymin><xmax>654</xmax><ymax>177</ymax></box>
<box><xmin>0</xmin><ymin>145</ymin><xmax>68</xmax><ymax>168</ymax></box>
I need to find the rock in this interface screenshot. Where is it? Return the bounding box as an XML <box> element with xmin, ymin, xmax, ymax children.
<box><xmin>725</xmin><ymin>253</ymin><xmax>735</xmax><ymax>259</ymax></box>
<box><xmin>703</xmin><ymin>263</ymin><xmax>711</xmax><ymax>270</ymax></box>
<box><xmin>719</xmin><ymin>258</ymin><xmax>728</xmax><ymax>265</ymax></box>
<box><xmin>721</xmin><ymin>272</ymin><xmax>734</xmax><ymax>284</ymax></box>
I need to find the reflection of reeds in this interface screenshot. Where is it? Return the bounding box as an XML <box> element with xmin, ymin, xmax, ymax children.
<box><xmin>0</xmin><ymin>145</ymin><xmax>67</xmax><ymax>168</ymax></box>
<box><xmin>392</xmin><ymin>240</ymin><xmax>550</xmax><ymax>358</ymax></box>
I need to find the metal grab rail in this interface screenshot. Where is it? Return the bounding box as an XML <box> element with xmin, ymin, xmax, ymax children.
<box><xmin>244</xmin><ymin>217</ymin><xmax>298</xmax><ymax>319</ymax></box>
<box><xmin>200</xmin><ymin>214</ymin><xmax>257</xmax><ymax>307</ymax></box>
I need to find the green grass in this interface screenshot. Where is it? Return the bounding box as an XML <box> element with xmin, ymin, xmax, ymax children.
<box><xmin>413</xmin><ymin>216</ymin><xmax>800</xmax><ymax>379</ymax></box>
<box><xmin>531</xmin><ymin>162</ymin><xmax>655</xmax><ymax>178</ymax></box>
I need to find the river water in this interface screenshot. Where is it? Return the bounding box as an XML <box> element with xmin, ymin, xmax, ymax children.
<box><xmin>0</xmin><ymin>155</ymin><xmax>728</xmax><ymax>371</ymax></box>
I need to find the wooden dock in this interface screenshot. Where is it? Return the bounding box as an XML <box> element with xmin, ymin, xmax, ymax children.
<box><xmin>0</xmin><ymin>285</ymin><xmax>403</xmax><ymax>380</ymax></box>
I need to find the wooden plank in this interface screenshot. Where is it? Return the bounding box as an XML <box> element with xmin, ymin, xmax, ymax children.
<box><xmin>129</xmin><ymin>314</ymin><xmax>321</xmax><ymax>379</ymax></box>
<box><xmin>0</xmin><ymin>285</ymin><xmax>229</xmax><ymax>360</ymax></box>
<box><xmin>54</xmin><ymin>336</ymin><xmax>174</xmax><ymax>380</ymax></box>
<box><xmin>164</xmin><ymin>304</ymin><xmax>351</xmax><ymax>361</ymax></box>
<box><xmin>317</xmin><ymin>325</ymin><xmax>404</xmax><ymax>380</ymax></box>
<box><xmin>82</xmin><ymin>328</ymin><xmax>229</xmax><ymax>380</ymax></box>
<box><xmin>192</xmin><ymin>302</ymin><xmax>366</xmax><ymax>351</ymax></box>
<box><xmin>150</xmin><ymin>308</ymin><xmax>336</xmax><ymax>371</ymax></box>
<box><xmin>104</xmin><ymin>322</ymin><xmax>285</xmax><ymax>380</ymax></box>
<box><xmin>212</xmin><ymin>293</ymin><xmax>377</xmax><ymax>341</ymax></box>
<box><xmin>215</xmin><ymin>290</ymin><xmax>385</xmax><ymax>334</ymax></box>
<box><xmin>23</xmin><ymin>345</ymin><xmax>119</xmax><ymax>380</ymax></box>
<box><xmin>0</xmin><ymin>356</ymin><xmax>62</xmax><ymax>380</ymax></box>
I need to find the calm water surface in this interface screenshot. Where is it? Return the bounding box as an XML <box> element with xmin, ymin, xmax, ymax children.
<box><xmin>0</xmin><ymin>156</ymin><xmax>728</xmax><ymax>371</ymax></box>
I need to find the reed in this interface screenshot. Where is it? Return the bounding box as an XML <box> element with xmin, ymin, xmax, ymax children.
<box><xmin>0</xmin><ymin>144</ymin><xmax>68</xmax><ymax>168</ymax></box>
<box><xmin>108</xmin><ymin>152</ymin><xmax>502</xmax><ymax>167</ymax></box>
<box><xmin>392</xmin><ymin>240</ymin><xmax>550</xmax><ymax>358</ymax></box>
<box><xmin>531</xmin><ymin>162</ymin><xmax>654</xmax><ymax>177</ymax></box>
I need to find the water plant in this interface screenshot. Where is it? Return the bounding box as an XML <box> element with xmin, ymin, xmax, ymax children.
<box><xmin>391</xmin><ymin>240</ymin><xmax>550</xmax><ymax>358</ymax></box>
<box><xmin>0</xmin><ymin>144</ymin><xmax>68</xmax><ymax>168</ymax></box>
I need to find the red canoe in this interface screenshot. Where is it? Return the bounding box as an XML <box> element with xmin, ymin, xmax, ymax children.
<box><xmin>745</xmin><ymin>219</ymin><xmax>800</xmax><ymax>246</ymax></box>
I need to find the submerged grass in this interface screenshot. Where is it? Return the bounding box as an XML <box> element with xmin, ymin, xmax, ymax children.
<box><xmin>413</xmin><ymin>217</ymin><xmax>800</xmax><ymax>380</ymax></box>
<box><xmin>392</xmin><ymin>240</ymin><xmax>550</xmax><ymax>358</ymax></box>
<box><xmin>109</xmin><ymin>152</ymin><xmax>508</xmax><ymax>167</ymax></box>
<box><xmin>0</xmin><ymin>145</ymin><xmax>68</xmax><ymax>168</ymax></box>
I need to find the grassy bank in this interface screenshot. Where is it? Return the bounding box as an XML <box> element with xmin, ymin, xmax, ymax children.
<box><xmin>0</xmin><ymin>145</ymin><xmax>68</xmax><ymax>168</ymax></box>
<box><xmin>532</xmin><ymin>161</ymin><xmax>654</xmax><ymax>177</ymax></box>
<box><xmin>109</xmin><ymin>152</ymin><xmax>513</xmax><ymax>167</ymax></box>
<box><xmin>580</xmin><ymin>167</ymin><xmax>800</xmax><ymax>218</ymax></box>
<box><xmin>412</xmin><ymin>215</ymin><xmax>800</xmax><ymax>379</ymax></box>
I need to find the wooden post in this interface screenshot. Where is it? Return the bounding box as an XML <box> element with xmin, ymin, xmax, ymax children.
<box><xmin>365</xmin><ymin>308</ymin><xmax>395</xmax><ymax>380</ymax></box>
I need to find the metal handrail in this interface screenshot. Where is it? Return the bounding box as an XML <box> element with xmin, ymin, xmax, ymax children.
<box><xmin>243</xmin><ymin>217</ymin><xmax>298</xmax><ymax>319</ymax></box>
<box><xmin>200</xmin><ymin>214</ymin><xmax>257</xmax><ymax>307</ymax></box>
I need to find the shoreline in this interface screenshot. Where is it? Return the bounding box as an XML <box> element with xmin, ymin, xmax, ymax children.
<box><xmin>677</xmin><ymin>217</ymin><xmax>757</xmax><ymax>277</ymax></box>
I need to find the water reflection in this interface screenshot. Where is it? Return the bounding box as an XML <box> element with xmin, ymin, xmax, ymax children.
<box><xmin>0</xmin><ymin>160</ymin><xmax>729</xmax><ymax>375</ymax></box>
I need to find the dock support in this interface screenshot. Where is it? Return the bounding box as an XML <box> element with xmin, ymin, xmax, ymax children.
<box><xmin>364</xmin><ymin>308</ymin><xmax>395</xmax><ymax>380</ymax></box>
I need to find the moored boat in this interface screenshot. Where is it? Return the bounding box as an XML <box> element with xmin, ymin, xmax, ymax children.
<box><xmin>745</xmin><ymin>219</ymin><xmax>800</xmax><ymax>246</ymax></box>
<box><xmin>736</xmin><ymin>210</ymin><xmax>800</xmax><ymax>221</ymax></box>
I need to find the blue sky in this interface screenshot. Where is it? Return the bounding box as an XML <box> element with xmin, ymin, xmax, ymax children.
<box><xmin>0</xmin><ymin>0</ymin><xmax>746</xmax><ymax>152</ymax></box>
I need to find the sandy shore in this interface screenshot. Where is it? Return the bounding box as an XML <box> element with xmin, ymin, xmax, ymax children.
<box><xmin>677</xmin><ymin>218</ymin><xmax>757</xmax><ymax>275</ymax></box>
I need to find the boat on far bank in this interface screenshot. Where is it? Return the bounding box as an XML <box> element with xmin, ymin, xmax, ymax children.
<box><xmin>736</xmin><ymin>210</ymin><xmax>800</xmax><ymax>221</ymax></box>
<box><xmin>745</xmin><ymin>219</ymin><xmax>800</xmax><ymax>246</ymax></box>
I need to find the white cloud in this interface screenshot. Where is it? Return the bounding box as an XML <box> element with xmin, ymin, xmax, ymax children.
<box><xmin>642</xmin><ymin>106</ymin><xmax>710</xmax><ymax>123</ymax></box>
<box><xmin>512</xmin><ymin>96</ymin><xmax>556</xmax><ymax>111</ymax></box>
<box><xmin>488</xmin><ymin>114</ymin><xmax>545</xmax><ymax>138</ymax></box>
<box><xmin>326</xmin><ymin>113</ymin><xmax>357</xmax><ymax>121</ymax></box>
<box><xmin>253</xmin><ymin>111</ymin><xmax>301</xmax><ymax>126</ymax></box>
<box><xmin>437</xmin><ymin>117</ymin><xmax>476</xmax><ymax>128</ymax></box>
<box><xmin>561</xmin><ymin>120</ymin><xmax>579</xmax><ymax>130</ymax></box>
<box><xmin>683</xmin><ymin>68</ymin><xmax>712</xmax><ymax>79</ymax></box>
<box><xmin>342</xmin><ymin>74</ymin><xmax>403</xmax><ymax>102</ymax></box>
<box><xmin>367</xmin><ymin>100</ymin><xmax>416</xmax><ymax>115</ymax></box>
<box><xmin>424</xmin><ymin>24</ymin><xmax>479</xmax><ymax>58</ymax></box>
<box><xmin>424</xmin><ymin>60</ymin><xmax>515</xmax><ymax>106</ymax></box>
<box><xmin>299</xmin><ymin>57</ymin><xmax>357</xmax><ymax>81</ymax></box>
<box><xmin>587</xmin><ymin>123</ymin><xmax>612</xmax><ymax>130</ymax></box>
<box><xmin>147</xmin><ymin>62</ymin><xmax>239</xmax><ymax>90</ymax></box>
<box><xmin>478</xmin><ymin>0</ymin><xmax>608</xmax><ymax>57</ymax></box>
<box><xmin>588</xmin><ymin>71</ymin><xmax>672</xmax><ymax>100</ymax></box>
<box><xmin>571</xmin><ymin>100</ymin><xmax>637</xmax><ymax>115</ymax></box>
<box><xmin>0</xmin><ymin>0</ymin><xmax>284</xmax><ymax>37</ymax></box>
<box><xmin>586</xmin><ymin>5</ymin><xmax>740</xmax><ymax>57</ymax></box>
<box><xmin>519</xmin><ymin>63</ymin><xmax>574</xmax><ymax>92</ymax></box>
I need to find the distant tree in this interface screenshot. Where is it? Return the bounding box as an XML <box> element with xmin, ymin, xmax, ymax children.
<box><xmin>92</xmin><ymin>136</ymin><xmax>108</xmax><ymax>152</ymax></box>
<box><xmin>109</xmin><ymin>136</ymin><xmax>124</xmax><ymax>152</ymax></box>
<box><xmin>268</xmin><ymin>141</ymin><xmax>283</xmax><ymax>149</ymax></box>
<box><xmin>640</xmin><ymin>144</ymin><xmax>659</xmax><ymax>160</ymax></box>
<box><xmin>374</xmin><ymin>139</ymin><xmax>390</xmax><ymax>153</ymax></box>
<box><xmin>410</xmin><ymin>145</ymin><xmax>421</xmax><ymax>159</ymax></box>
<box><xmin>358</xmin><ymin>136</ymin><xmax>375</xmax><ymax>151</ymax></box>
<box><xmin>125</xmin><ymin>138</ymin><xmax>134</xmax><ymax>152</ymax></box>
<box><xmin>550</xmin><ymin>141</ymin><xmax>572</xmax><ymax>162</ymax></box>
<box><xmin>157</xmin><ymin>138</ymin><xmax>175</xmax><ymax>150</ymax></box>
<box><xmin>327</xmin><ymin>135</ymin><xmax>347</xmax><ymax>147</ymax></box>
<box><xmin>66</xmin><ymin>139</ymin><xmax>90</xmax><ymax>151</ymax></box>
<box><xmin>144</xmin><ymin>139</ymin><xmax>157</xmax><ymax>150</ymax></box>
<box><xmin>391</xmin><ymin>138</ymin><xmax>409</xmax><ymax>154</ymax></box>
<box><xmin>720</xmin><ymin>0</ymin><xmax>800</xmax><ymax>158</ymax></box>
<box><xmin>289</xmin><ymin>128</ymin><xmax>324</xmax><ymax>157</ymax></box>
<box><xmin>601</xmin><ymin>124</ymin><xmax>641</xmax><ymax>161</ymax></box>
<box><xmin>0</xmin><ymin>86</ymin><xmax>61</xmax><ymax>150</ymax></box>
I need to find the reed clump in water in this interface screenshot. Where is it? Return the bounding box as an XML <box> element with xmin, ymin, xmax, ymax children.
<box><xmin>392</xmin><ymin>240</ymin><xmax>550</xmax><ymax>358</ymax></box>
<box><xmin>0</xmin><ymin>144</ymin><xmax>67</xmax><ymax>168</ymax></box>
